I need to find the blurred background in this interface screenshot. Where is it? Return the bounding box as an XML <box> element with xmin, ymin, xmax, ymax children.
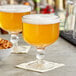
<box><xmin>0</xmin><ymin>0</ymin><xmax>75</xmax><ymax>34</ymax></box>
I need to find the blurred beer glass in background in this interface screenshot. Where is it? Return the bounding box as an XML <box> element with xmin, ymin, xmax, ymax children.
<box><xmin>64</xmin><ymin>0</ymin><xmax>74</xmax><ymax>34</ymax></box>
<box><xmin>73</xmin><ymin>3</ymin><xmax>76</xmax><ymax>39</ymax></box>
<box><xmin>0</xmin><ymin>3</ymin><xmax>31</xmax><ymax>53</ymax></box>
<box><xmin>64</xmin><ymin>0</ymin><xmax>76</xmax><ymax>39</ymax></box>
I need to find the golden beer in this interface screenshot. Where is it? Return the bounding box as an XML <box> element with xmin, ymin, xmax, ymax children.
<box><xmin>0</xmin><ymin>5</ymin><xmax>31</xmax><ymax>54</ymax></box>
<box><xmin>20</xmin><ymin>14</ymin><xmax>60</xmax><ymax>71</ymax></box>
<box><xmin>22</xmin><ymin>14</ymin><xmax>60</xmax><ymax>47</ymax></box>
<box><xmin>0</xmin><ymin>5</ymin><xmax>31</xmax><ymax>33</ymax></box>
<box><xmin>0</xmin><ymin>13</ymin><xmax>1</xmax><ymax>27</ymax></box>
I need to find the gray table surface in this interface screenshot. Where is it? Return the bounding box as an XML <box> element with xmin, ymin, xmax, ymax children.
<box><xmin>0</xmin><ymin>34</ymin><xmax>76</xmax><ymax>76</ymax></box>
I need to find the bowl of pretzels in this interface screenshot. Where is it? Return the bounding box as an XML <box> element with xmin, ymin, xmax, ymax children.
<box><xmin>0</xmin><ymin>38</ymin><xmax>13</xmax><ymax>60</ymax></box>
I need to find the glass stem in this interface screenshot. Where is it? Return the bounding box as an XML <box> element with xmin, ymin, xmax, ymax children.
<box><xmin>10</xmin><ymin>33</ymin><xmax>19</xmax><ymax>52</ymax></box>
<box><xmin>36</xmin><ymin>48</ymin><xmax>45</xmax><ymax>63</ymax></box>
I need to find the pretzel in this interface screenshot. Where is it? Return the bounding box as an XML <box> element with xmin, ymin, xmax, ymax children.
<box><xmin>0</xmin><ymin>39</ymin><xmax>5</xmax><ymax>44</ymax></box>
<box><xmin>0</xmin><ymin>46</ymin><xmax>4</xmax><ymax>49</ymax></box>
<box><xmin>0</xmin><ymin>38</ymin><xmax>12</xmax><ymax>49</ymax></box>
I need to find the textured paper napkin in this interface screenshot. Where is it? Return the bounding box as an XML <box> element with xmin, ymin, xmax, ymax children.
<box><xmin>16</xmin><ymin>60</ymin><xmax>65</xmax><ymax>72</ymax></box>
<box><xmin>12</xmin><ymin>45</ymin><xmax>31</xmax><ymax>54</ymax></box>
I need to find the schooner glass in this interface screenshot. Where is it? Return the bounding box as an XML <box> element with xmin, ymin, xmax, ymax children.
<box><xmin>21</xmin><ymin>14</ymin><xmax>60</xmax><ymax>71</ymax></box>
<box><xmin>0</xmin><ymin>5</ymin><xmax>31</xmax><ymax>53</ymax></box>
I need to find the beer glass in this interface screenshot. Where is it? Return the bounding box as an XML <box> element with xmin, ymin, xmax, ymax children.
<box><xmin>73</xmin><ymin>3</ymin><xmax>76</xmax><ymax>39</ymax></box>
<box><xmin>0</xmin><ymin>5</ymin><xmax>31</xmax><ymax>53</ymax></box>
<box><xmin>21</xmin><ymin>14</ymin><xmax>60</xmax><ymax>71</ymax></box>
<box><xmin>64</xmin><ymin>0</ymin><xmax>76</xmax><ymax>39</ymax></box>
<box><xmin>64</xmin><ymin>0</ymin><xmax>74</xmax><ymax>34</ymax></box>
<box><xmin>73</xmin><ymin>18</ymin><xmax>76</xmax><ymax>39</ymax></box>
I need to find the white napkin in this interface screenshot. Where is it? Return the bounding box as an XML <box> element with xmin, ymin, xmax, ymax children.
<box><xmin>12</xmin><ymin>45</ymin><xmax>31</xmax><ymax>54</ymax></box>
<box><xmin>16</xmin><ymin>60</ymin><xmax>64</xmax><ymax>72</ymax></box>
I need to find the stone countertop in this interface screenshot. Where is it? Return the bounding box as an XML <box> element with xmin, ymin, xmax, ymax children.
<box><xmin>0</xmin><ymin>34</ymin><xmax>76</xmax><ymax>76</ymax></box>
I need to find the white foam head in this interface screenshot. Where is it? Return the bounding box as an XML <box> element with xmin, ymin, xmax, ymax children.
<box><xmin>22</xmin><ymin>14</ymin><xmax>60</xmax><ymax>24</ymax></box>
<box><xmin>0</xmin><ymin>5</ymin><xmax>31</xmax><ymax>13</ymax></box>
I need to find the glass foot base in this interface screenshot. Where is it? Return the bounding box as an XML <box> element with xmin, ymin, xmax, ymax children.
<box><xmin>12</xmin><ymin>46</ymin><xmax>31</xmax><ymax>54</ymax></box>
<box><xmin>16</xmin><ymin>60</ymin><xmax>64</xmax><ymax>72</ymax></box>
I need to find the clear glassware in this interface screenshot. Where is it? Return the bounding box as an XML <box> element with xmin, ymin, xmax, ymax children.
<box><xmin>73</xmin><ymin>3</ymin><xmax>76</xmax><ymax>39</ymax></box>
<box><xmin>19</xmin><ymin>14</ymin><xmax>61</xmax><ymax>72</ymax></box>
<box><xmin>73</xmin><ymin>19</ymin><xmax>76</xmax><ymax>39</ymax></box>
<box><xmin>64</xmin><ymin>0</ymin><xmax>76</xmax><ymax>39</ymax></box>
<box><xmin>64</xmin><ymin>0</ymin><xmax>74</xmax><ymax>34</ymax></box>
<box><xmin>0</xmin><ymin>5</ymin><xmax>31</xmax><ymax>53</ymax></box>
